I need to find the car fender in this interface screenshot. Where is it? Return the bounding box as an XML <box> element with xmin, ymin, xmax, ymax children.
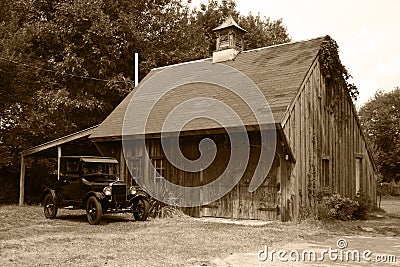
<box><xmin>84</xmin><ymin>191</ymin><xmax>106</xmax><ymax>203</ymax></box>
<box><xmin>41</xmin><ymin>188</ymin><xmax>59</xmax><ymax>206</ymax></box>
<box><xmin>129</xmin><ymin>191</ymin><xmax>149</xmax><ymax>202</ymax></box>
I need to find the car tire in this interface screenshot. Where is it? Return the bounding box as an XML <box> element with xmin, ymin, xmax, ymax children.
<box><xmin>43</xmin><ymin>193</ymin><xmax>58</xmax><ymax>219</ymax></box>
<box><xmin>133</xmin><ymin>198</ymin><xmax>150</xmax><ymax>221</ymax></box>
<box><xmin>86</xmin><ymin>196</ymin><xmax>102</xmax><ymax>225</ymax></box>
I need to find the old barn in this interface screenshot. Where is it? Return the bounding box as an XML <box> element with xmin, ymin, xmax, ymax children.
<box><xmin>20</xmin><ymin>17</ymin><xmax>377</xmax><ymax>221</ymax></box>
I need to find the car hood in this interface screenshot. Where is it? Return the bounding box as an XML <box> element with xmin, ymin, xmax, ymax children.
<box><xmin>82</xmin><ymin>174</ymin><xmax>119</xmax><ymax>184</ymax></box>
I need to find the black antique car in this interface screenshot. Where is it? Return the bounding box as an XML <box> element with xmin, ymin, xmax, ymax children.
<box><xmin>41</xmin><ymin>156</ymin><xmax>150</xmax><ymax>225</ymax></box>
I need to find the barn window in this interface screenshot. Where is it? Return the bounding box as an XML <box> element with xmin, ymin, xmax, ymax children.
<box><xmin>355</xmin><ymin>154</ymin><xmax>363</xmax><ymax>196</ymax></box>
<box><xmin>151</xmin><ymin>158</ymin><xmax>165</xmax><ymax>179</ymax></box>
<box><xmin>321</xmin><ymin>157</ymin><xmax>330</xmax><ymax>190</ymax></box>
<box><xmin>219</xmin><ymin>33</ymin><xmax>229</xmax><ymax>49</ymax></box>
<box><xmin>147</xmin><ymin>140</ymin><xmax>165</xmax><ymax>180</ymax></box>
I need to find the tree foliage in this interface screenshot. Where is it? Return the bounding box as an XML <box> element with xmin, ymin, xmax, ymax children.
<box><xmin>359</xmin><ymin>87</ymin><xmax>400</xmax><ymax>182</ymax></box>
<box><xmin>0</xmin><ymin>0</ymin><xmax>291</xmax><ymax>201</ymax></box>
<box><xmin>193</xmin><ymin>0</ymin><xmax>290</xmax><ymax>55</ymax></box>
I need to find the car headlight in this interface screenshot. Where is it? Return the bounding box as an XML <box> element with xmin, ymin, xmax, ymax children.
<box><xmin>103</xmin><ymin>186</ymin><xmax>112</xmax><ymax>196</ymax></box>
<box><xmin>128</xmin><ymin>186</ymin><xmax>136</xmax><ymax>195</ymax></box>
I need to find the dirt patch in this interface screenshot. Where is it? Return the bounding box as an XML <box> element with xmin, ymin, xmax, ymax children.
<box><xmin>213</xmin><ymin>197</ymin><xmax>400</xmax><ymax>267</ymax></box>
<box><xmin>193</xmin><ymin>217</ymin><xmax>275</xmax><ymax>226</ymax></box>
<box><xmin>217</xmin><ymin>236</ymin><xmax>400</xmax><ymax>266</ymax></box>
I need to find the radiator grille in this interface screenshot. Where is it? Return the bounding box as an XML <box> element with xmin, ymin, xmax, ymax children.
<box><xmin>112</xmin><ymin>184</ymin><xmax>127</xmax><ymax>202</ymax></box>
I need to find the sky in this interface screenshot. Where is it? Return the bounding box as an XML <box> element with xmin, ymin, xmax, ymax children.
<box><xmin>189</xmin><ymin>0</ymin><xmax>400</xmax><ymax>107</ymax></box>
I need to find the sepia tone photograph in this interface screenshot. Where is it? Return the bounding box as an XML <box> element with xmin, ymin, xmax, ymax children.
<box><xmin>0</xmin><ymin>0</ymin><xmax>399</xmax><ymax>266</ymax></box>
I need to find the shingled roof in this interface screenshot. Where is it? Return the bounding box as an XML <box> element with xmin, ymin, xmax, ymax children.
<box><xmin>90</xmin><ymin>36</ymin><xmax>327</xmax><ymax>140</ymax></box>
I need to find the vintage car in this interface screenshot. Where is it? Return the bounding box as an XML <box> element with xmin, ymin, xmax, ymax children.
<box><xmin>41</xmin><ymin>156</ymin><xmax>150</xmax><ymax>225</ymax></box>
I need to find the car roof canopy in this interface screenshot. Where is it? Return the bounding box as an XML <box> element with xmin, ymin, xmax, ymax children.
<box><xmin>61</xmin><ymin>156</ymin><xmax>118</xmax><ymax>164</ymax></box>
<box><xmin>81</xmin><ymin>157</ymin><xmax>118</xmax><ymax>164</ymax></box>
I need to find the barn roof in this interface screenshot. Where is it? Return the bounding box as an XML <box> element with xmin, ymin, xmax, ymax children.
<box><xmin>22</xmin><ymin>125</ymin><xmax>100</xmax><ymax>157</ymax></box>
<box><xmin>90</xmin><ymin>36</ymin><xmax>327</xmax><ymax>140</ymax></box>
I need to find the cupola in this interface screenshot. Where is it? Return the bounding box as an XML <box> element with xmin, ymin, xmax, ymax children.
<box><xmin>212</xmin><ymin>15</ymin><xmax>247</xmax><ymax>63</ymax></box>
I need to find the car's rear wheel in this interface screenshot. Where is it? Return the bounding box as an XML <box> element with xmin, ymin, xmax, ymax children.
<box><xmin>43</xmin><ymin>193</ymin><xmax>58</xmax><ymax>219</ymax></box>
<box><xmin>133</xmin><ymin>198</ymin><xmax>150</xmax><ymax>221</ymax></box>
<box><xmin>86</xmin><ymin>196</ymin><xmax>102</xmax><ymax>225</ymax></box>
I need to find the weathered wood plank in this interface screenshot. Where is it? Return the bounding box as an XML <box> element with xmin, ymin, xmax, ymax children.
<box><xmin>301</xmin><ymin>86</ymin><xmax>306</xmax><ymax>206</ymax></box>
<box><xmin>294</xmin><ymin>95</ymin><xmax>301</xmax><ymax>217</ymax></box>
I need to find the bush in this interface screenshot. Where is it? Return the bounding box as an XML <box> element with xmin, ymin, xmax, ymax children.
<box><xmin>148</xmin><ymin>198</ymin><xmax>185</xmax><ymax>218</ymax></box>
<box><xmin>326</xmin><ymin>194</ymin><xmax>358</xmax><ymax>220</ymax></box>
<box><xmin>0</xmin><ymin>171</ymin><xmax>19</xmax><ymax>204</ymax></box>
<box><xmin>317</xmin><ymin>193</ymin><xmax>371</xmax><ymax>221</ymax></box>
<box><xmin>353</xmin><ymin>194</ymin><xmax>372</xmax><ymax>220</ymax></box>
<box><xmin>0</xmin><ymin>180</ymin><xmax>18</xmax><ymax>204</ymax></box>
<box><xmin>315</xmin><ymin>201</ymin><xmax>331</xmax><ymax>221</ymax></box>
<box><xmin>145</xmin><ymin>184</ymin><xmax>184</xmax><ymax>218</ymax></box>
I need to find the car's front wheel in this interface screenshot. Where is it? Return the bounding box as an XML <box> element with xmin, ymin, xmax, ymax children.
<box><xmin>133</xmin><ymin>197</ymin><xmax>150</xmax><ymax>221</ymax></box>
<box><xmin>86</xmin><ymin>196</ymin><xmax>102</xmax><ymax>225</ymax></box>
<box><xmin>43</xmin><ymin>193</ymin><xmax>58</xmax><ymax>219</ymax></box>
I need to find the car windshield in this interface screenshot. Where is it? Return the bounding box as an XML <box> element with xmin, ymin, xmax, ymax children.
<box><xmin>81</xmin><ymin>162</ymin><xmax>117</xmax><ymax>177</ymax></box>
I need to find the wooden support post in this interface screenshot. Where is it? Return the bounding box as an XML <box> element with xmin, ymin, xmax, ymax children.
<box><xmin>199</xmin><ymin>170</ymin><xmax>204</xmax><ymax>217</ymax></box>
<box><xmin>19</xmin><ymin>155</ymin><xmax>26</xmax><ymax>206</ymax></box>
<box><xmin>57</xmin><ymin>146</ymin><xmax>62</xmax><ymax>180</ymax></box>
<box><xmin>120</xmin><ymin>148</ymin><xmax>126</xmax><ymax>183</ymax></box>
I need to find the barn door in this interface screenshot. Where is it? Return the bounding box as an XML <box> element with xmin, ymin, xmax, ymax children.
<box><xmin>251</xmin><ymin>184</ymin><xmax>277</xmax><ymax>220</ymax></box>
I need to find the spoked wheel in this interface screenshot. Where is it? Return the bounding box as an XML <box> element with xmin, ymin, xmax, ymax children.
<box><xmin>43</xmin><ymin>193</ymin><xmax>58</xmax><ymax>219</ymax></box>
<box><xmin>86</xmin><ymin>196</ymin><xmax>102</xmax><ymax>225</ymax></box>
<box><xmin>133</xmin><ymin>198</ymin><xmax>150</xmax><ymax>221</ymax></box>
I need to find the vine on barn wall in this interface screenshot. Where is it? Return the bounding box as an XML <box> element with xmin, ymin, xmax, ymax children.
<box><xmin>319</xmin><ymin>35</ymin><xmax>359</xmax><ymax>107</ymax></box>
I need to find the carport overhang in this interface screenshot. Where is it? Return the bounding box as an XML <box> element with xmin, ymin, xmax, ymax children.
<box><xmin>19</xmin><ymin>125</ymin><xmax>100</xmax><ymax>205</ymax></box>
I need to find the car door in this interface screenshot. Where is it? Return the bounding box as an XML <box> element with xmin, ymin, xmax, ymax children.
<box><xmin>59</xmin><ymin>159</ymin><xmax>83</xmax><ymax>204</ymax></box>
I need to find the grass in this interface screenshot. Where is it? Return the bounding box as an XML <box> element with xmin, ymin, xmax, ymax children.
<box><xmin>0</xmin><ymin>197</ymin><xmax>399</xmax><ymax>266</ymax></box>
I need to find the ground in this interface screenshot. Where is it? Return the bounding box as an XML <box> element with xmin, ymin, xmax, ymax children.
<box><xmin>0</xmin><ymin>197</ymin><xmax>399</xmax><ymax>266</ymax></box>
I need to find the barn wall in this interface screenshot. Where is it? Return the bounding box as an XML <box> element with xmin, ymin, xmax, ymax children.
<box><xmin>282</xmin><ymin>58</ymin><xmax>377</xmax><ymax>219</ymax></box>
<box><xmin>98</xmin><ymin>130</ymin><xmax>290</xmax><ymax>221</ymax></box>
<box><xmin>198</xmin><ymin>131</ymin><xmax>290</xmax><ymax>221</ymax></box>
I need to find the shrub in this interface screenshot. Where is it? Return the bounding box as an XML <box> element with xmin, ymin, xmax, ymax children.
<box><xmin>317</xmin><ymin>193</ymin><xmax>372</xmax><ymax>221</ymax></box>
<box><xmin>353</xmin><ymin>194</ymin><xmax>372</xmax><ymax>220</ymax></box>
<box><xmin>148</xmin><ymin>199</ymin><xmax>185</xmax><ymax>218</ymax></box>
<box><xmin>327</xmin><ymin>194</ymin><xmax>358</xmax><ymax>220</ymax></box>
<box><xmin>316</xmin><ymin>201</ymin><xmax>331</xmax><ymax>221</ymax></box>
<box><xmin>0</xmin><ymin>171</ymin><xmax>19</xmax><ymax>204</ymax></box>
<box><xmin>0</xmin><ymin>180</ymin><xmax>18</xmax><ymax>204</ymax></box>
<box><xmin>145</xmin><ymin>184</ymin><xmax>184</xmax><ymax>218</ymax></box>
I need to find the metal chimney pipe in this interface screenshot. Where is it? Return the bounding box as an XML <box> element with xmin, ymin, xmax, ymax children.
<box><xmin>134</xmin><ymin>53</ymin><xmax>139</xmax><ymax>87</ymax></box>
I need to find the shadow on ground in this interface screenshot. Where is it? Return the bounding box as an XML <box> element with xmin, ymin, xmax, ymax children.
<box><xmin>56</xmin><ymin>213</ymin><xmax>134</xmax><ymax>224</ymax></box>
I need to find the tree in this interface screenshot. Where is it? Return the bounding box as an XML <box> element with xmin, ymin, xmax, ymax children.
<box><xmin>0</xmin><ymin>0</ymin><xmax>198</xmax><ymax>202</ymax></box>
<box><xmin>359</xmin><ymin>87</ymin><xmax>400</xmax><ymax>182</ymax></box>
<box><xmin>0</xmin><ymin>0</ymin><xmax>292</xmax><ymax>202</ymax></box>
<box><xmin>193</xmin><ymin>0</ymin><xmax>291</xmax><ymax>56</ymax></box>
<box><xmin>239</xmin><ymin>13</ymin><xmax>290</xmax><ymax>49</ymax></box>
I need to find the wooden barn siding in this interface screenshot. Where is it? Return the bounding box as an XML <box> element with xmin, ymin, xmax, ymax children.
<box><xmin>173</xmin><ymin>131</ymin><xmax>287</xmax><ymax>221</ymax></box>
<box><xmin>199</xmin><ymin>132</ymin><xmax>291</xmax><ymax>221</ymax></box>
<box><xmin>282</xmin><ymin>58</ymin><xmax>376</xmax><ymax>218</ymax></box>
<box><xmin>97</xmin><ymin>131</ymin><xmax>290</xmax><ymax>221</ymax></box>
